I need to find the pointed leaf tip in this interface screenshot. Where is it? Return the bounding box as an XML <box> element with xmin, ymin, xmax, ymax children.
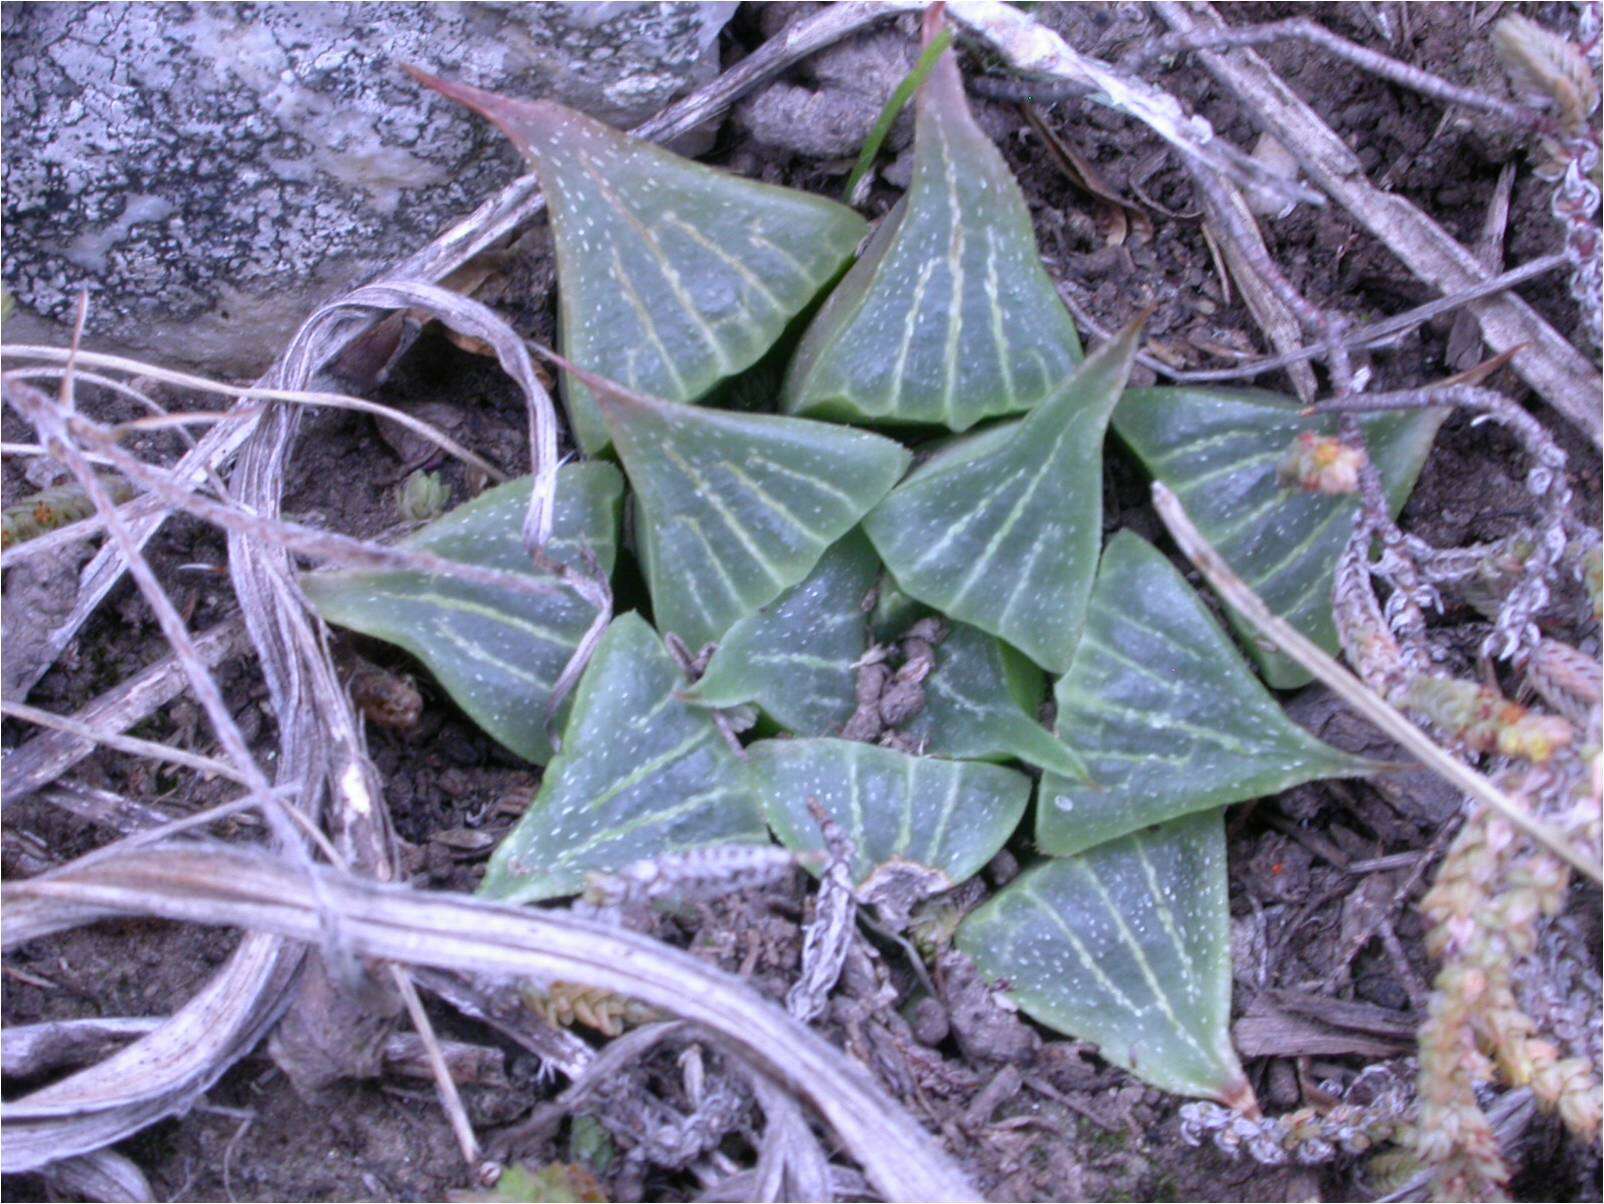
<box><xmin>783</xmin><ymin>16</ymin><xmax>1083</xmax><ymax>430</ymax></box>
<box><xmin>864</xmin><ymin>316</ymin><xmax>1144</xmax><ymax>673</ymax></box>
<box><xmin>302</xmin><ymin>465</ymin><xmax>622</xmax><ymax>765</ymax></box>
<box><xmin>600</xmin><ymin>377</ymin><xmax>910</xmax><ymax>650</ymax></box>
<box><xmin>1038</xmin><ymin>530</ymin><xmax>1377</xmax><ymax>856</ymax></box>
<box><xmin>424</xmin><ymin>73</ymin><xmax>868</xmax><ymax>455</ymax></box>
<box><xmin>480</xmin><ymin>612</ymin><xmax>766</xmax><ymax>904</ymax></box>
<box><xmin>405</xmin><ymin>66</ymin><xmax>562</xmax><ymax>162</ymax></box>
<box><xmin>959</xmin><ymin>809</ymin><xmax>1253</xmax><ymax>1106</ymax></box>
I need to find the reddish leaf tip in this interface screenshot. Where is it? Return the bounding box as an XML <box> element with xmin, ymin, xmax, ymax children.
<box><xmin>403</xmin><ymin>66</ymin><xmax>555</xmax><ymax>161</ymax></box>
<box><xmin>1220</xmin><ymin>1077</ymin><xmax>1261</xmax><ymax>1119</ymax></box>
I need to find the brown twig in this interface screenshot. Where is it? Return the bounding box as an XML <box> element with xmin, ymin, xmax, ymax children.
<box><xmin>1153</xmin><ymin>1</ymin><xmax>1602</xmax><ymax>443</ymax></box>
<box><xmin>1129</xmin><ymin>17</ymin><xmax>1542</xmax><ymax>129</ymax></box>
<box><xmin>389</xmin><ymin>964</ymin><xmax>483</xmax><ymax>1171</ymax></box>
<box><xmin>1</xmin><ymin>617</ymin><xmax>249</xmax><ymax>801</ymax></box>
<box><xmin>1066</xmin><ymin>252</ymin><xmax>1569</xmax><ymax>388</ymax></box>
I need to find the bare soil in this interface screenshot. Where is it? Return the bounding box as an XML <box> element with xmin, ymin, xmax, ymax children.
<box><xmin>3</xmin><ymin>4</ymin><xmax>1600</xmax><ymax>1202</ymax></box>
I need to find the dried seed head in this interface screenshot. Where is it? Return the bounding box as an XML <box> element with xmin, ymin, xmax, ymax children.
<box><xmin>1277</xmin><ymin>432</ymin><xmax>1364</xmax><ymax>495</ymax></box>
<box><xmin>1493</xmin><ymin>15</ymin><xmax>1600</xmax><ymax>139</ymax></box>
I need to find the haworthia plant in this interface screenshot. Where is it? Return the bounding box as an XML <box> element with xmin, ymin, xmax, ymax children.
<box><xmin>680</xmin><ymin>530</ymin><xmax>879</xmax><ymax>736</ymax></box>
<box><xmin>1037</xmin><ymin>532</ymin><xmax>1374</xmax><ymax>856</ymax></box>
<box><xmin>302</xmin><ymin>465</ymin><xmax>621</xmax><ymax>764</ymax></box>
<box><xmin>748</xmin><ymin>737</ymin><xmax>1029</xmax><ymax>912</ymax></box>
<box><xmin>480</xmin><ymin>612</ymin><xmax>766</xmax><ymax>904</ymax></box>
<box><xmin>683</xmin><ymin>536</ymin><xmax>1084</xmax><ymax>776</ymax></box>
<box><xmin>1114</xmin><ymin>386</ymin><xmax>1446</xmax><ymax>688</ymax></box>
<box><xmin>409</xmin><ymin>68</ymin><xmax>869</xmax><ymax>455</ymax></box>
<box><xmin>864</xmin><ymin>317</ymin><xmax>1142</xmax><ymax>673</ymax></box>
<box><xmin>958</xmin><ymin>808</ymin><xmax>1254</xmax><ymax>1108</ymax></box>
<box><xmin>590</xmin><ymin>369</ymin><xmax>910</xmax><ymax>650</ymax></box>
<box><xmin>781</xmin><ymin>9</ymin><xmax>1082</xmax><ymax>429</ymax></box>
<box><xmin>901</xmin><ymin>624</ymin><xmax>1087</xmax><ymax>778</ymax></box>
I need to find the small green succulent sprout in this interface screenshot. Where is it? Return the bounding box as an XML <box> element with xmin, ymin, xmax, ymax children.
<box><xmin>397</xmin><ymin>468</ymin><xmax>451</xmax><ymax>522</ymax></box>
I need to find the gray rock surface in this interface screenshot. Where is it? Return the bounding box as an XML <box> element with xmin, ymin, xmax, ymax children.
<box><xmin>2</xmin><ymin>2</ymin><xmax>736</xmax><ymax>375</ymax></box>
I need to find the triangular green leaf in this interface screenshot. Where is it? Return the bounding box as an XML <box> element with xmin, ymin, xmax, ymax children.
<box><xmin>1037</xmin><ymin>532</ymin><xmax>1374</xmax><ymax>856</ymax></box>
<box><xmin>480</xmin><ymin>612</ymin><xmax>766</xmax><ymax>903</ymax></box>
<box><xmin>957</xmin><ymin>809</ymin><xmax>1253</xmax><ymax>1108</ymax></box>
<box><xmin>594</xmin><ymin>375</ymin><xmax>911</xmax><ymax>650</ymax></box>
<box><xmin>780</xmin><ymin>10</ymin><xmax>1082</xmax><ymax>430</ymax></box>
<box><xmin>681</xmin><ymin>536</ymin><xmax>1084</xmax><ymax>778</ymax></box>
<box><xmin>410</xmin><ymin>68</ymin><xmax>869</xmax><ymax>455</ymax></box>
<box><xmin>302</xmin><ymin>465</ymin><xmax>621</xmax><ymax>765</ymax></box>
<box><xmin>680</xmin><ymin>530</ymin><xmax>878</xmax><ymax>736</ymax></box>
<box><xmin>748</xmin><ymin>737</ymin><xmax>1029</xmax><ymax>910</ymax></box>
<box><xmin>863</xmin><ymin>320</ymin><xmax>1142</xmax><ymax>672</ymax></box>
<box><xmin>1113</xmin><ymin>386</ymin><xmax>1446</xmax><ymax>688</ymax></box>
<box><xmin>902</xmin><ymin>625</ymin><xmax>1088</xmax><ymax>779</ymax></box>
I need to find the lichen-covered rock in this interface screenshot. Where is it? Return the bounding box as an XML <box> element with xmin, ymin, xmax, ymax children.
<box><xmin>733</xmin><ymin>12</ymin><xmax>919</xmax><ymax>160</ymax></box>
<box><xmin>1</xmin><ymin>2</ymin><xmax>736</xmax><ymax>374</ymax></box>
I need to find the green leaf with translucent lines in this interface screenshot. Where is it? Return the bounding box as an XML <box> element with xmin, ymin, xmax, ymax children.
<box><xmin>591</xmin><ymin>372</ymin><xmax>911</xmax><ymax>651</ymax></box>
<box><xmin>1037</xmin><ymin>532</ymin><xmax>1374</xmax><ymax>856</ymax></box>
<box><xmin>902</xmin><ymin>625</ymin><xmax>1088</xmax><ymax>778</ymax></box>
<box><xmin>1113</xmin><ymin>386</ymin><xmax>1446</xmax><ymax>688</ymax></box>
<box><xmin>480</xmin><ymin>612</ymin><xmax>767</xmax><ymax>904</ymax></box>
<box><xmin>680</xmin><ymin>530</ymin><xmax>878</xmax><ymax>736</ymax></box>
<box><xmin>863</xmin><ymin>317</ymin><xmax>1142</xmax><ymax>673</ymax></box>
<box><xmin>409</xmin><ymin>68</ymin><xmax>869</xmax><ymax>456</ymax></box>
<box><xmin>302</xmin><ymin>464</ymin><xmax>621</xmax><ymax>765</ymax></box>
<box><xmin>748</xmin><ymin>738</ymin><xmax>1029</xmax><ymax>914</ymax></box>
<box><xmin>780</xmin><ymin>8</ymin><xmax>1082</xmax><ymax>430</ymax></box>
<box><xmin>958</xmin><ymin>809</ymin><xmax>1255</xmax><ymax>1108</ymax></box>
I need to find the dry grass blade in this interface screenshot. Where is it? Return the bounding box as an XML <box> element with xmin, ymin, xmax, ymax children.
<box><xmin>0</xmin><ymin>930</ymin><xmax>300</xmax><ymax>1175</ymax></box>
<box><xmin>0</xmin><ymin>381</ymin><xmax>573</xmax><ymax>611</ymax></box>
<box><xmin>1</xmin><ymin>372</ymin><xmax>317</xmax><ymax>1178</ymax></box>
<box><xmin>3</xmin><ymin>1018</ymin><xmax>163</xmax><ymax>1080</ymax></box>
<box><xmin>1133</xmin><ymin>16</ymin><xmax>1539</xmax><ymax>126</ymax></box>
<box><xmin>0</xmin><ymin>349</ymin><xmax>506</xmax><ymax>484</ymax></box>
<box><xmin>931</xmin><ymin>0</ymin><xmax>1324</xmax><ymax>210</ymax></box>
<box><xmin>1152</xmin><ymin>481</ymin><xmax>1600</xmax><ymax>884</ymax></box>
<box><xmin>0</xmin><ymin>698</ymin><xmax>248</xmax><ymax>786</ymax></box>
<box><xmin>34</xmin><ymin>1149</ymin><xmax>154</xmax><ymax>1204</ymax></box>
<box><xmin>1</xmin><ymin>617</ymin><xmax>248</xmax><ymax>801</ymax></box>
<box><xmin>389</xmin><ymin>964</ymin><xmax>482</xmax><ymax>1169</ymax></box>
<box><xmin>2</xmin><ymin>844</ymin><xmax>980</xmax><ymax>1203</ymax></box>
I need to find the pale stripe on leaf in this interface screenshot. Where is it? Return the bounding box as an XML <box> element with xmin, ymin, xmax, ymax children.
<box><xmin>480</xmin><ymin>613</ymin><xmax>766</xmax><ymax>904</ymax></box>
<box><xmin>958</xmin><ymin>809</ymin><xmax>1254</xmax><ymax>1108</ymax></box>
<box><xmin>594</xmin><ymin>377</ymin><xmax>910</xmax><ymax>650</ymax></box>
<box><xmin>864</xmin><ymin>319</ymin><xmax>1142</xmax><ymax>673</ymax></box>
<box><xmin>900</xmin><ymin>625</ymin><xmax>1087</xmax><ymax>779</ymax></box>
<box><xmin>781</xmin><ymin>13</ymin><xmax>1081</xmax><ymax>431</ymax></box>
<box><xmin>409</xmin><ymin>69</ymin><xmax>868</xmax><ymax>455</ymax></box>
<box><xmin>681</xmin><ymin>530</ymin><xmax>879</xmax><ymax>736</ymax></box>
<box><xmin>1038</xmin><ymin>532</ymin><xmax>1375</xmax><ymax>857</ymax></box>
<box><xmin>1113</xmin><ymin>386</ymin><xmax>1446</xmax><ymax>688</ymax></box>
<box><xmin>302</xmin><ymin>465</ymin><xmax>621</xmax><ymax>765</ymax></box>
<box><xmin>748</xmin><ymin>738</ymin><xmax>1029</xmax><ymax>913</ymax></box>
